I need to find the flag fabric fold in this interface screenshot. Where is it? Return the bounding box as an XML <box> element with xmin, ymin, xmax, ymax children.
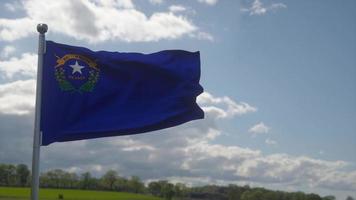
<box><xmin>40</xmin><ymin>41</ymin><xmax>204</xmax><ymax>145</ymax></box>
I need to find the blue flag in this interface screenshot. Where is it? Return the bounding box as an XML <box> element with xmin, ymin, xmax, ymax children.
<box><xmin>40</xmin><ymin>41</ymin><xmax>204</xmax><ymax>146</ymax></box>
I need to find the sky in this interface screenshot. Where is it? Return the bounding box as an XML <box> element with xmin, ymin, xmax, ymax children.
<box><xmin>0</xmin><ymin>0</ymin><xmax>355</xmax><ymax>199</ymax></box>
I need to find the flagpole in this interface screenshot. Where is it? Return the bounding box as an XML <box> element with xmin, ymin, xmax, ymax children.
<box><xmin>31</xmin><ymin>23</ymin><xmax>47</xmax><ymax>200</ymax></box>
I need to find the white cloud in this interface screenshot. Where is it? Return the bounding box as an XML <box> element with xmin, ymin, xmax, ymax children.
<box><xmin>109</xmin><ymin>138</ymin><xmax>156</xmax><ymax>152</ymax></box>
<box><xmin>93</xmin><ymin>0</ymin><xmax>135</xmax><ymax>8</ymax></box>
<box><xmin>197</xmin><ymin>0</ymin><xmax>218</xmax><ymax>6</ymax></box>
<box><xmin>270</xmin><ymin>3</ymin><xmax>287</xmax><ymax>10</ymax></box>
<box><xmin>198</xmin><ymin>92</ymin><xmax>257</xmax><ymax>119</ymax></box>
<box><xmin>191</xmin><ymin>31</ymin><xmax>214</xmax><ymax>41</ymax></box>
<box><xmin>265</xmin><ymin>138</ymin><xmax>277</xmax><ymax>145</ymax></box>
<box><xmin>0</xmin><ymin>79</ymin><xmax>36</xmax><ymax>115</ymax></box>
<box><xmin>0</xmin><ymin>52</ymin><xmax>37</xmax><ymax>115</ymax></box>
<box><xmin>0</xmin><ymin>53</ymin><xmax>37</xmax><ymax>79</ymax></box>
<box><xmin>318</xmin><ymin>171</ymin><xmax>356</xmax><ymax>191</ymax></box>
<box><xmin>1</xmin><ymin>45</ymin><xmax>16</xmax><ymax>58</ymax></box>
<box><xmin>234</xmin><ymin>154</ymin><xmax>349</xmax><ymax>185</ymax></box>
<box><xmin>0</xmin><ymin>18</ymin><xmax>35</xmax><ymax>41</ymax></box>
<box><xmin>169</xmin><ymin>5</ymin><xmax>186</xmax><ymax>13</ymax></box>
<box><xmin>249</xmin><ymin>122</ymin><xmax>270</xmax><ymax>134</ymax></box>
<box><xmin>241</xmin><ymin>0</ymin><xmax>286</xmax><ymax>16</ymax></box>
<box><xmin>0</xmin><ymin>0</ymin><xmax>212</xmax><ymax>43</ymax></box>
<box><xmin>149</xmin><ymin>0</ymin><xmax>163</xmax><ymax>5</ymax></box>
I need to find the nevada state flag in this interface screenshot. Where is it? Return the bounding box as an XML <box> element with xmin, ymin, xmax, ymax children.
<box><xmin>40</xmin><ymin>41</ymin><xmax>204</xmax><ymax>145</ymax></box>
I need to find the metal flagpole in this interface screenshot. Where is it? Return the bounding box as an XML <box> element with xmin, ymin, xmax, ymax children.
<box><xmin>31</xmin><ymin>23</ymin><xmax>47</xmax><ymax>200</ymax></box>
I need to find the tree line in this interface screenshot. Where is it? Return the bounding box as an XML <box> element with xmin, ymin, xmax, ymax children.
<box><xmin>0</xmin><ymin>163</ymin><xmax>354</xmax><ymax>200</ymax></box>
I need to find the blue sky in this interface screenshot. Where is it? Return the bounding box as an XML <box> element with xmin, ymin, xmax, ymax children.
<box><xmin>0</xmin><ymin>0</ymin><xmax>355</xmax><ymax>199</ymax></box>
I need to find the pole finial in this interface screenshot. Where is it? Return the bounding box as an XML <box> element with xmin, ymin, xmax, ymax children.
<box><xmin>37</xmin><ymin>24</ymin><xmax>48</xmax><ymax>34</ymax></box>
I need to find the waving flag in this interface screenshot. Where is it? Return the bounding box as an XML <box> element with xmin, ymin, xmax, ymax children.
<box><xmin>40</xmin><ymin>41</ymin><xmax>204</xmax><ymax>145</ymax></box>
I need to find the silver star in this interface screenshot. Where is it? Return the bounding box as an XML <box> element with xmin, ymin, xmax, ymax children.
<box><xmin>69</xmin><ymin>61</ymin><xmax>85</xmax><ymax>75</ymax></box>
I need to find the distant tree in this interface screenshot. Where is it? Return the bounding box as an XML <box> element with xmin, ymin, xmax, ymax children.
<box><xmin>148</xmin><ymin>180</ymin><xmax>176</xmax><ymax>199</ymax></box>
<box><xmin>346</xmin><ymin>196</ymin><xmax>355</xmax><ymax>200</ymax></box>
<box><xmin>323</xmin><ymin>195</ymin><xmax>336</xmax><ymax>200</ymax></box>
<box><xmin>69</xmin><ymin>172</ymin><xmax>79</xmax><ymax>188</ymax></box>
<box><xmin>241</xmin><ymin>189</ymin><xmax>264</xmax><ymax>200</ymax></box>
<box><xmin>228</xmin><ymin>184</ymin><xmax>242</xmax><ymax>200</ymax></box>
<box><xmin>174</xmin><ymin>183</ymin><xmax>188</xmax><ymax>198</ymax></box>
<box><xmin>290</xmin><ymin>191</ymin><xmax>306</xmax><ymax>200</ymax></box>
<box><xmin>61</xmin><ymin>172</ymin><xmax>78</xmax><ymax>189</ymax></box>
<box><xmin>40</xmin><ymin>172</ymin><xmax>49</xmax><ymax>187</ymax></box>
<box><xmin>101</xmin><ymin>170</ymin><xmax>118</xmax><ymax>190</ymax></box>
<box><xmin>263</xmin><ymin>191</ymin><xmax>279</xmax><ymax>200</ymax></box>
<box><xmin>16</xmin><ymin>164</ymin><xmax>30</xmax><ymax>187</ymax></box>
<box><xmin>52</xmin><ymin>169</ymin><xmax>66</xmax><ymax>188</ymax></box>
<box><xmin>148</xmin><ymin>181</ymin><xmax>162</xmax><ymax>196</ymax></box>
<box><xmin>274</xmin><ymin>191</ymin><xmax>285</xmax><ymax>200</ymax></box>
<box><xmin>0</xmin><ymin>164</ymin><xmax>17</xmax><ymax>186</ymax></box>
<box><xmin>161</xmin><ymin>182</ymin><xmax>174</xmax><ymax>200</ymax></box>
<box><xmin>306</xmin><ymin>193</ymin><xmax>322</xmax><ymax>200</ymax></box>
<box><xmin>0</xmin><ymin>164</ymin><xmax>7</xmax><ymax>186</ymax></box>
<box><xmin>80</xmin><ymin>172</ymin><xmax>92</xmax><ymax>189</ymax></box>
<box><xmin>243</xmin><ymin>185</ymin><xmax>250</xmax><ymax>190</ymax></box>
<box><xmin>200</xmin><ymin>185</ymin><xmax>221</xmax><ymax>194</ymax></box>
<box><xmin>128</xmin><ymin>176</ymin><xmax>144</xmax><ymax>193</ymax></box>
<box><xmin>114</xmin><ymin>177</ymin><xmax>129</xmax><ymax>191</ymax></box>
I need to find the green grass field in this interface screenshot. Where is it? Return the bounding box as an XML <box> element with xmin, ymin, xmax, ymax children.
<box><xmin>0</xmin><ymin>187</ymin><xmax>162</xmax><ymax>200</ymax></box>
